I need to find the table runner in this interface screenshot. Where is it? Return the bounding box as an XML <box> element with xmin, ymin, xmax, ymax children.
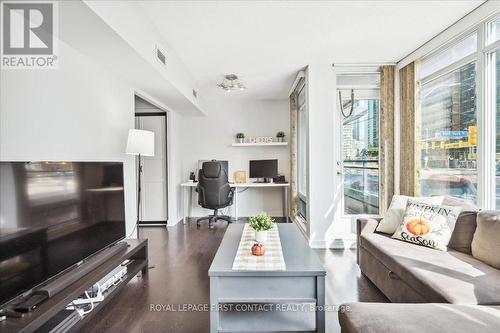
<box><xmin>232</xmin><ymin>223</ymin><xmax>286</xmax><ymax>271</ymax></box>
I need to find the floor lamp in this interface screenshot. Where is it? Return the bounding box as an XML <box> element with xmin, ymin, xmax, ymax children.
<box><xmin>126</xmin><ymin>129</ymin><xmax>155</xmax><ymax>237</ymax></box>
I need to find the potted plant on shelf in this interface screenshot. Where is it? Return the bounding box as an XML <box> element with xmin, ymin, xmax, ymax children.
<box><xmin>236</xmin><ymin>133</ymin><xmax>245</xmax><ymax>143</ymax></box>
<box><xmin>249</xmin><ymin>212</ymin><xmax>275</xmax><ymax>243</ymax></box>
<box><xmin>276</xmin><ymin>131</ymin><xmax>285</xmax><ymax>142</ymax></box>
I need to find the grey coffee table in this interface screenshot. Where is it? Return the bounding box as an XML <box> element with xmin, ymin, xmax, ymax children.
<box><xmin>209</xmin><ymin>223</ymin><xmax>326</xmax><ymax>333</ymax></box>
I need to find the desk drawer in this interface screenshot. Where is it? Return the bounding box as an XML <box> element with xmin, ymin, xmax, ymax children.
<box><xmin>214</xmin><ymin>276</ymin><xmax>317</xmax><ymax>300</ymax></box>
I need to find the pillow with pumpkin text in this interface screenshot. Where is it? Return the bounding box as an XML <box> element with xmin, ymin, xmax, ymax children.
<box><xmin>391</xmin><ymin>200</ymin><xmax>461</xmax><ymax>251</ymax></box>
<box><xmin>376</xmin><ymin>195</ymin><xmax>444</xmax><ymax>234</ymax></box>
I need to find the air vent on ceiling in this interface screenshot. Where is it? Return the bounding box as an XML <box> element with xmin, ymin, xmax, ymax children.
<box><xmin>156</xmin><ymin>46</ymin><xmax>166</xmax><ymax>66</ymax></box>
<box><xmin>192</xmin><ymin>89</ymin><xmax>197</xmax><ymax>98</ymax></box>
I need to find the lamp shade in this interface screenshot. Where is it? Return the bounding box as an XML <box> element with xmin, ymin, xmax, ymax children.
<box><xmin>126</xmin><ymin>129</ymin><xmax>155</xmax><ymax>156</ymax></box>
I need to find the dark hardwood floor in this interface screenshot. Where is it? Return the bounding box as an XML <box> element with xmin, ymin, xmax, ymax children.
<box><xmin>83</xmin><ymin>220</ymin><xmax>387</xmax><ymax>333</ymax></box>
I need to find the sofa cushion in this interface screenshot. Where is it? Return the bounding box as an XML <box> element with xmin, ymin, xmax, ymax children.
<box><xmin>448</xmin><ymin>210</ymin><xmax>478</xmax><ymax>254</ymax></box>
<box><xmin>360</xmin><ymin>232</ymin><xmax>500</xmax><ymax>304</ymax></box>
<box><xmin>442</xmin><ymin>196</ymin><xmax>479</xmax><ymax>254</ymax></box>
<box><xmin>472</xmin><ymin>211</ymin><xmax>500</xmax><ymax>269</ymax></box>
<box><xmin>339</xmin><ymin>302</ymin><xmax>500</xmax><ymax>333</ymax></box>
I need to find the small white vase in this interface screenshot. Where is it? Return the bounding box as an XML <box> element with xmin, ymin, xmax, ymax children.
<box><xmin>237</xmin><ymin>138</ymin><xmax>244</xmax><ymax>143</ymax></box>
<box><xmin>255</xmin><ymin>230</ymin><xmax>268</xmax><ymax>243</ymax></box>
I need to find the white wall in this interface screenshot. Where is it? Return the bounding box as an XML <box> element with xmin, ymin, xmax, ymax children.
<box><xmin>305</xmin><ymin>64</ymin><xmax>350</xmax><ymax>248</ymax></box>
<box><xmin>0</xmin><ymin>33</ymin><xmax>137</xmax><ymax>236</ymax></box>
<box><xmin>83</xmin><ymin>0</ymin><xmax>205</xmax><ymax>116</ymax></box>
<box><xmin>168</xmin><ymin>110</ymin><xmax>185</xmax><ymax>225</ymax></box>
<box><xmin>178</xmin><ymin>99</ymin><xmax>290</xmax><ymax>219</ymax></box>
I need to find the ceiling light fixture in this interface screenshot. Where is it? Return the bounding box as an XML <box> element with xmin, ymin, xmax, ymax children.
<box><xmin>217</xmin><ymin>74</ymin><xmax>246</xmax><ymax>92</ymax></box>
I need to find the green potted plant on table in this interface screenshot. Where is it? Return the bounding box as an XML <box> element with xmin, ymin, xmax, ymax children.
<box><xmin>236</xmin><ymin>132</ymin><xmax>245</xmax><ymax>143</ymax></box>
<box><xmin>249</xmin><ymin>212</ymin><xmax>275</xmax><ymax>243</ymax></box>
<box><xmin>276</xmin><ymin>131</ymin><xmax>285</xmax><ymax>142</ymax></box>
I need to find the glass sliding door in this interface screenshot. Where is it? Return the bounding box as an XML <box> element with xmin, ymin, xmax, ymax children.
<box><xmin>340</xmin><ymin>89</ymin><xmax>380</xmax><ymax>215</ymax></box>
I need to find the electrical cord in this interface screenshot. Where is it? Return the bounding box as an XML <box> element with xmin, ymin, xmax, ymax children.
<box><xmin>82</xmin><ymin>291</ymin><xmax>94</xmax><ymax>315</ymax></box>
<box><xmin>126</xmin><ymin>222</ymin><xmax>138</xmax><ymax>239</ymax></box>
<box><xmin>339</xmin><ymin>89</ymin><xmax>355</xmax><ymax>118</ymax></box>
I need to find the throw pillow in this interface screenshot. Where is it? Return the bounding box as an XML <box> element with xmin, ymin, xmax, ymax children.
<box><xmin>391</xmin><ymin>199</ymin><xmax>461</xmax><ymax>251</ymax></box>
<box><xmin>471</xmin><ymin>211</ymin><xmax>500</xmax><ymax>269</ymax></box>
<box><xmin>376</xmin><ymin>195</ymin><xmax>444</xmax><ymax>234</ymax></box>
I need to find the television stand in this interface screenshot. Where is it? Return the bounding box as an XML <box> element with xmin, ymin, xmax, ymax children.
<box><xmin>0</xmin><ymin>239</ymin><xmax>148</xmax><ymax>333</ymax></box>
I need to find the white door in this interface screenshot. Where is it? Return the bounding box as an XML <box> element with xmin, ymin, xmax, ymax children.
<box><xmin>136</xmin><ymin>115</ymin><xmax>168</xmax><ymax>222</ymax></box>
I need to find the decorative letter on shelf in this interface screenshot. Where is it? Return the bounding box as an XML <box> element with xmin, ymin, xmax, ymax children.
<box><xmin>249</xmin><ymin>136</ymin><xmax>274</xmax><ymax>143</ymax></box>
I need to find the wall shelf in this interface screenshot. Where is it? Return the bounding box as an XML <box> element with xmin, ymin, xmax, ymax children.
<box><xmin>231</xmin><ymin>142</ymin><xmax>288</xmax><ymax>147</ymax></box>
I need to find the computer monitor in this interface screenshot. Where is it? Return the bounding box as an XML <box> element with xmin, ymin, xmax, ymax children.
<box><xmin>249</xmin><ymin>159</ymin><xmax>278</xmax><ymax>181</ymax></box>
<box><xmin>197</xmin><ymin>160</ymin><xmax>228</xmax><ymax>178</ymax></box>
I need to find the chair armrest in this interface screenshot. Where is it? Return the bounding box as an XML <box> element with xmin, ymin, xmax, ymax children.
<box><xmin>356</xmin><ymin>216</ymin><xmax>382</xmax><ymax>264</ymax></box>
<box><xmin>356</xmin><ymin>217</ymin><xmax>382</xmax><ymax>236</ymax></box>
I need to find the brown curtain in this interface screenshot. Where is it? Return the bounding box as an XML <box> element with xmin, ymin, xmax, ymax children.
<box><xmin>379</xmin><ymin>65</ymin><xmax>395</xmax><ymax>212</ymax></box>
<box><xmin>289</xmin><ymin>93</ymin><xmax>298</xmax><ymax>216</ymax></box>
<box><xmin>399</xmin><ymin>61</ymin><xmax>420</xmax><ymax>196</ymax></box>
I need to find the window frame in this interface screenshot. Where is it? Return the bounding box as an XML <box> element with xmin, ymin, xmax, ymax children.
<box><xmin>295</xmin><ymin>78</ymin><xmax>308</xmax><ymax>223</ymax></box>
<box><xmin>483</xmin><ymin>20</ymin><xmax>500</xmax><ymax>209</ymax></box>
<box><xmin>417</xmin><ymin>12</ymin><xmax>500</xmax><ymax>210</ymax></box>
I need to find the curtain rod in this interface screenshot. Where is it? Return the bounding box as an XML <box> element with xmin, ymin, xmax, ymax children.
<box><xmin>333</xmin><ymin>63</ymin><xmax>396</xmax><ymax>67</ymax></box>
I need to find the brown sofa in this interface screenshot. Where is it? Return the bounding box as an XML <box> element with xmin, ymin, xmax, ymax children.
<box><xmin>339</xmin><ymin>303</ymin><xmax>500</xmax><ymax>333</ymax></box>
<box><xmin>339</xmin><ymin>199</ymin><xmax>500</xmax><ymax>332</ymax></box>
<box><xmin>356</xmin><ymin>201</ymin><xmax>500</xmax><ymax>304</ymax></box>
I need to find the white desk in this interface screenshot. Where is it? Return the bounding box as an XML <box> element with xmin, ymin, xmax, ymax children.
<box><xmin>180</xmin><ymin>182</ymin><xmax>290</xmax><ymax>223</ymax></box>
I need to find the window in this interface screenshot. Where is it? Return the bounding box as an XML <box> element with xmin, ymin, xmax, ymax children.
<box><xmin>487</xmin><ymin>17</ymin><xmax>500</xmax><ymax>45</ymax></box>
<box><xmin>419</xmin><ymin>61</ymin><xmax>478</xmax><ymax>203</ymax></box>
<box><xmin>487</xmin><ymin>18</ymin><xmax>500</xmax><ymax>208</ymax></box>
<box><xmin>420</xmin><ymin>33</ymin><xmax>477</xmax><ymax>78</ymax></box>
<box><xmin>495</xmin><ymin>49</ymin><xmax>500</xmax><ymax>208</ymax></box>
<box><xmin>416</xmin><ymin>13</ymin><xmax>500</xmax><ymax>209</ymax></box>
<box><xmin>296</xmin><ymin>79</ymin><xmax>308</xmax><ymax>220</ymax></box>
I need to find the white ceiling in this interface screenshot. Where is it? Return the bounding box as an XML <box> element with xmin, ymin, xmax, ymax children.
<box><xmin>139</xmin><ymin>0</ymin><xmax>484</xmax><ymax>100</ymax></box>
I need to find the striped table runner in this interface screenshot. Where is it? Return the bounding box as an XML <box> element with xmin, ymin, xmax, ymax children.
<box><xmin>232</xmin><ymin>224</ymin><xmax>286</xmax><ymax>271</ymax></box>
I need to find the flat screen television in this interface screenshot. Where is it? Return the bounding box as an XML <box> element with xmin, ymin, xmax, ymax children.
<box><xmin>0</xmin><ymin>161</ymin><xmax>126</xmax><ymax>307</ymax></box>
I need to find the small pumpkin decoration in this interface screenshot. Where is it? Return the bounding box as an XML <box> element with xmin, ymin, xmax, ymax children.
<box><xmin>251</xmin><ymin>243</ymin><xmax>265</xmax><ymax>256</ymax></box>
<box><xmin>406</xmin><ymin>218</ymin><xmax>431</xmax><ymax>236</ymax></box>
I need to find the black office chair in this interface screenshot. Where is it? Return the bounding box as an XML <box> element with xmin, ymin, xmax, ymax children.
<box><xmin>196</xmin><ymin>161</ymin><xmax>234</xmax><ymax>229</ymax></box>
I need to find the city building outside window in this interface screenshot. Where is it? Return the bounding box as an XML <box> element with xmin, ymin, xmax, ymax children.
<box><xmin>417</xmin><ymin>14</ymin><xmax>500</xmax><ymax>209</ymax></box>
<box><xmin>341</xmin><ymin>97</ymin><xmax>380</xmax><ymax>214</ymax></box>
<box><xmin>419</xmin><ymin>58</ymin><xmax>478</xmax><ymax>203</ymax></box>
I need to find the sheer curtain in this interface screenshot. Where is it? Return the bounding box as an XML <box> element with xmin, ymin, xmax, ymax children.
<box><xmin>399</xmin><ymin>61</ymin><xmax>419</xmax><ymax>196</ymax></box>
<box><xmin>379</xmin><ymin>65</ymin><xmax>395</xmax><ymax>211</ymax></box>
<box><xmin>289</xmin><ymin>92</ymin><xmax>298</xmax><ymax>217</ymax></box>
